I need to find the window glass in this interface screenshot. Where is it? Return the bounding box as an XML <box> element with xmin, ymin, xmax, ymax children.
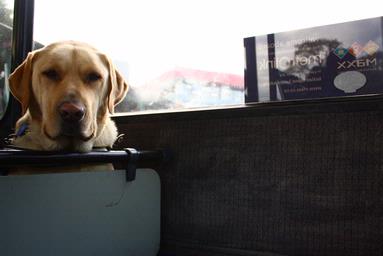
<box><xmin>33</xmin><ymin>0</ymin><xmax>383</xmax><ymax>114</ymax></box>
<box><xmin>0</xmin><ymin>0</ymin><xmax>12</xmax><ymax>120</ymax></box>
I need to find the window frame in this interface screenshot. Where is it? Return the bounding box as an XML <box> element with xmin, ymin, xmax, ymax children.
<box><xmin>0</xmin><ymin>0</ymin><xmax>34</xmax><ymax>141</ymax></box>
<box><xmin>2</xmin><ymin>0</ymin><xmax>383</xmax><ymax>142</ymax></box>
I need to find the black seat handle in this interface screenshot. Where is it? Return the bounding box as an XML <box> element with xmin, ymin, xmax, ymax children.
<box><xmin>0</xmin><ymin>148</ymin><xmax>171</xmax><ymax>181</ymax></box>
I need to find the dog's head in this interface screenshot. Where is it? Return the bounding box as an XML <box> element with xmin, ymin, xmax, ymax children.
<box><xmin>9</xmin><ymin>41</ymin><xmax>128</xmax><ymax>151</ymax></box>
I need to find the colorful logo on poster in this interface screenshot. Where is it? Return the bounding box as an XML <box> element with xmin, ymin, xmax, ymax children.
<box><xmin>349</xmin><ymin>42</ymin><xmax>364</xmax><ymax>57</ymax></box>
<box><xmin>333</xmin><ymin>47</ymin><xmax>348</xmax><ymax>59</ymax></box>
<box><xmin>363</xmin><ymin>40</ymin><xmax>380</xmax><ymax>55</ymax></box>
<box><xmin>333</xmin><ymin>40</ymin><xmax>380</xmax><ymax>59</ymax></box>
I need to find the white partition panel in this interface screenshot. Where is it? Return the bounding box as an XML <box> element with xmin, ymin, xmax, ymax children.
<box><xmin>0</xmin><ymin>168</ymin><xmax>160</xmax><ymax>256</ymax></box>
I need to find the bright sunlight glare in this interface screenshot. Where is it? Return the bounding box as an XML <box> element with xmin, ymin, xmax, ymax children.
<box><xmin>33</xmin><ymin>0</ymin><xmax>383</xmax><ymax>87</ymax></box>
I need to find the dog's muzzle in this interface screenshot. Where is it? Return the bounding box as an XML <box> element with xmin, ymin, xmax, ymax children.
<box><xmin>58</xmin><ymin>101</ymin><xmax>85</xmax><ymax>123</ymax></box>
<box><xmin>57</xmin><ymin>101</ymin><xmax>87</xmax><ymax>137</ymax></box>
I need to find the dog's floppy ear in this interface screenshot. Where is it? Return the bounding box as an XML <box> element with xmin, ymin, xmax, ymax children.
<box><xmin>104</xmin><ymin>55</ymin><xmax>129</xmax><ymax>114</ymax></box>
<box><xmin>8</xmin><ymin>52</ymin><xmax>36</xmax><ymax>115</ymax></box>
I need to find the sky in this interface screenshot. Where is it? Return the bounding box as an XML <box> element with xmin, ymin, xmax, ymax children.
<box><xmin>5</xmin><ymin>0</ymin><xmax>383</xmax><ymax>87</ymax></box>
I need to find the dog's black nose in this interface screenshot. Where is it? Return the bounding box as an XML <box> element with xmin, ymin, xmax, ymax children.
<box><xmin>58</xmin><ymin>102</ymin><xmax>85</xmax><ymax>122</ymax></box>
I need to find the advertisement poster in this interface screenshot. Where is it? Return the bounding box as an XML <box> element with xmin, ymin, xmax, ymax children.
<box><xmin>245</xmin><ymin>17</ymin><xmax>383</xmax><ymax>102</ymax></box>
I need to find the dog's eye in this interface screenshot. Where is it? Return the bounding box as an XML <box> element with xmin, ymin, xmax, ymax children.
<box><xmin>42</xmin><ymin>69</ymin><xmax>60</xmax><ymax>81</ymax></box>
<box><xmin>86</xmin><ymin>72</ymin><xmax>102</xmax><ymax>83</ymax></box>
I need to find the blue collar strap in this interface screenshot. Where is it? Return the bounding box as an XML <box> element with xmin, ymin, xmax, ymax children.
<box><xmin>15</xmin><ymin>123</ymin><xmax>29</xmax><ymax>137</ymax></box>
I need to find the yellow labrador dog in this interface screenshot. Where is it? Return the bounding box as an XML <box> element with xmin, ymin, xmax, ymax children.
<box><xmin>9</xmin><ymin>41</ymin><xmax>128</xmax><ymax>153</ymax></box>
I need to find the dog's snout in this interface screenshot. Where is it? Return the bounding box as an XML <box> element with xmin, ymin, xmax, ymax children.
<box><xmin>58</xmin><ymin>102</ymin><xmax>85</xmax><ymax>122</ymax></box>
